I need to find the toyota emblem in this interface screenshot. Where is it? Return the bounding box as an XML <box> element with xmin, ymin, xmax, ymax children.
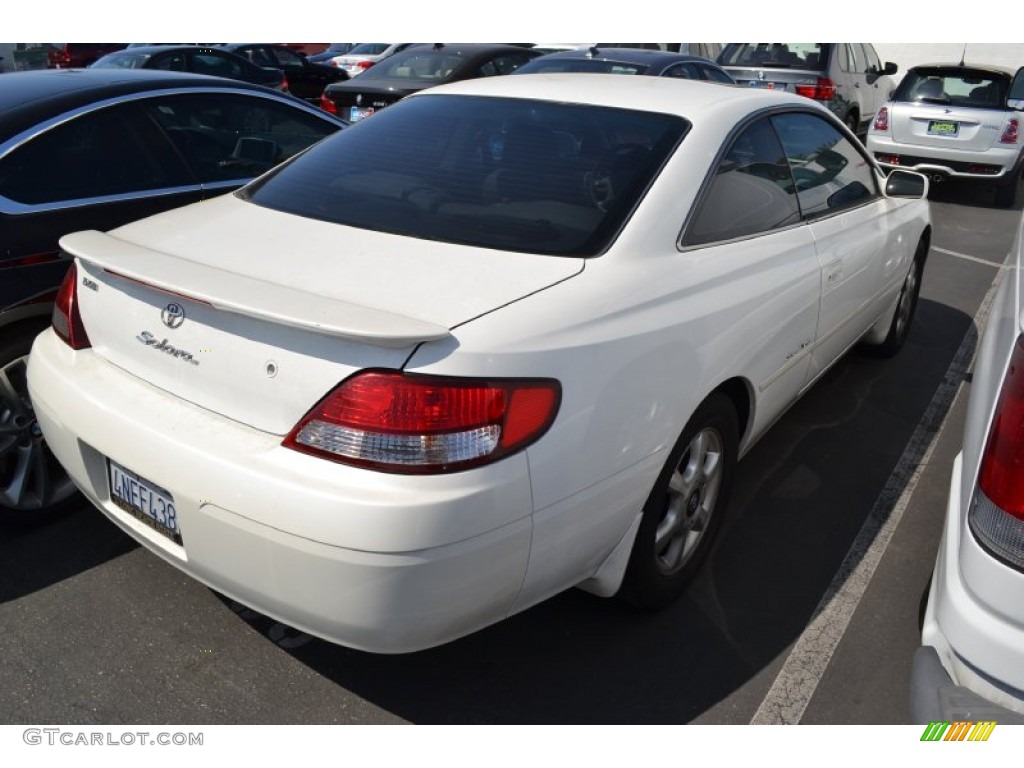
<box><xmin>161</xmin><ymin>302</ymin><xmax>185</xmax><ymax>329</ymax></box>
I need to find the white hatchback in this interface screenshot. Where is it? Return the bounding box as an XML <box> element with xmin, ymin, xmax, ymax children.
<box><xmin>867</xmin><ymin>63</ymin><xmax>1024</xmax><ymax>208</ymax></box>
<box><xmin>28</xmin><ymin>75</ymin><xmax>931</xmax><ymax>653</ymax></box>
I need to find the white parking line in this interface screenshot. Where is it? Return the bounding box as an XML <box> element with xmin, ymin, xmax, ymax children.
<box><xmin>932</xmin><ymin>246</ymin><xmax>1006</xmax><ymax>268</ymax></box>
<box><xmin>749</xmin><ymin>245</ymin><xmax>1012</xmax><ymax>725</ymax></box>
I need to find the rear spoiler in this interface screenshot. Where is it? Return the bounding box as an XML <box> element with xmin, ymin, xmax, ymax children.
<box><xmin>60</xmin><ymin>230</ymin><xmax>450</xmax><ymax>349</ymax></box>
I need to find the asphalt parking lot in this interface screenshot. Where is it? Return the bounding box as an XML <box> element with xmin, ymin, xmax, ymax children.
<box><xmin>1</xmin><ymin>177</ymin><xmax>1021</xmax><ymax>725</ymax></box>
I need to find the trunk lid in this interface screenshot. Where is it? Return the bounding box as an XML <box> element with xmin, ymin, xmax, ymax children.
<box><xmin>62</xmin><ymin>194</ymin><xmax>582</xmax><ymax>434</ymax></box>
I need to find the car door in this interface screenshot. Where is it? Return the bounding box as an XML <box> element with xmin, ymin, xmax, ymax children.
<box><xmin>0</xmin><ymin>99</ymin><xmax>201</xmax><ymax>318</ymax></box>
<box><xmin>681</xmin><ymin>115</ymin><xmax>821</xmax><ymax>432</ymax></box>
<box><xmin>770</xmin><ymin>111</ymin><xmax>897</xmax><ymax>381</ymax></box>
<box><xmin>861</xmin><ymin>44</ymin><xmax>889</xmax><ymax>122</ymax></box>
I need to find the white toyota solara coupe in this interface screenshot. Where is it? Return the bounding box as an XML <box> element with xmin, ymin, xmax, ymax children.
<box><xmin>27</xmin><ymin>75</ymin><xmax>931</xmax><ymax>653</ymax></box>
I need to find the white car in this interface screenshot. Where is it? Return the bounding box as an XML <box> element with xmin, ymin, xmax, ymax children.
<box><xmin>28</xmin><ymin>75</ymin><xmax>931</xmax><ymax>653</ymax></box>
<box><xmin>867</xmin><ymin>63</ymin><xmax>1024</xmax><ymax>208</ymax></box>
<box><xmin>912</xmin><ymin>214</ymin><xmax>1024</xmax><ymax>724</ymax></box>
<box><xmin>328</xmin><ymin>42</ymin><xmax>419</xmax><ymax>77</ymax></box>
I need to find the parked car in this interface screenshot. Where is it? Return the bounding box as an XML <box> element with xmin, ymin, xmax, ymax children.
<box><xmin>327</xmin><ymin>43</ymin><xmax>421</xmax><ymax>77</ymax></box>
<box><xmin>91</xmin><ymin>46</ymin><xmax>288</xmax><ymax>92</ymax></box>
<box><xmin>321</xmin><ymin>43</ymin><xmax>542</xmax><ymax>122</ymax></box>
<box><xmin>867</xmin><ymin>63</ymin><xmax>1024</xmax><ymax>209</ymax></box>
<box><xmin>515</xmin><ymin>46</ymin><xmax>735</xmax><ymax>83</ymax></box>
<box><xmin>47</xmin><ymin>43</ymin><xmax>127</xmax><ymax>68</ymax></box>
<box><xmin>0</xmin><ymin>68</ymin><xmax>345</xmax><ymax>523</ymax></box>
<box><xmin>218</xmin><ymin>43</ymin><xmax>349</xmax><ymax>103</ymax></box>
<box><xmin>27</xmin><ymin>75</ymin><xmax>930</xmax><ymax>653</ymax></box>
<box><xmin>718</xmin><ymin>43</ymin><xmax>897</xmax><ymax>136</ymax></box>
<box><xmin>912</xmin><ymin>215</ymin><xmax>1024</xmax><ymax>724</ymax></box>
<box><xmin>307</xmin><ymin>44</ymin><xmax>358</xmax><ymax>64</ymax></box>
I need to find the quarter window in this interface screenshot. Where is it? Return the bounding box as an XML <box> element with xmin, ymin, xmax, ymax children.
<box><xmin>663</xmin><ymin>63</ymin><xmax>700</xmax><ymax>79</ymax></box>
<box><xmin>684</xmin><ymin>117</ymin><xmax>800</xmax><ymax>246</ymax></box>
<box><xmin>770</xmin><ymin>112</ymin><xmax>877</xmax><ymax>217</ymax></box>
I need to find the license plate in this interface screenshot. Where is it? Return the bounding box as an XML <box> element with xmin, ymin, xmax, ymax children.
<box><xmin>108</xmin><ymin>460</ymin><xmax>181</xmax><ymax>545</ymax></box>
<box><xmin>747</xmin><ymin>80</ymin><xmax>782</xmax><ymax>90</ymax></box>
<box><xmin>927</xmin><ymin>120</ymin><xmax>959</xmax><ymax>137</ymax></box>
<box><xmin>349</xmin><ymin>106</ymin><xmax>374</xmax><ymax>122</ymax></box>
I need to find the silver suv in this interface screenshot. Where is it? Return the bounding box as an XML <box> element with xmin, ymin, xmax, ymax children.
<box><xmin>718</xmin><ymin>43</ymin><xmax>897</xmax><ymax>137</ymax></box>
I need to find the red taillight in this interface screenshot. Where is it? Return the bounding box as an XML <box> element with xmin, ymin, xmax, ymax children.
<box><xmin>977</xmin><ymin>337</ymin><xmax>1024</xmax><ymax>518</ymax></box>
<box><xmin>356</xmin><ymin>60</ymin><xmax>374</xmax><ymax>71</ymax></box>
<box><xmin>873</xmin><ymin>106</ymin><xmax>889</xmax><ymax>132</ymax></box>
<box><xmin>794</xmin><ymin>77</ymin><xmax>836</xmax><ymax>101</ymax></box>
<box><xmin>280</xmin><ymin>74</ymin><xmax>289</xmax><ymax>92</ymax></box>
<box><xmin>319</xmin><ymin>91</ymin><xmax>337</xmax><ymax>115</ymax></box>
<box><xmin>49</xmin><ymin>47</ymin><xmax>71</xmax><ymax>67</ymax></box>
<box><xmin>51</xmin><ymin>263</ymin><xmax>91</xmax><ymax>350</ymax></box>
<box><xmin>284</xmin><ymin>370</ymin><xmax>561</xmax><ymax>473</ymax></box>
<box><xmin>1000</xmin><ymin>118</ymin><xmax>1019</xmax><ymax>145</ymax></box>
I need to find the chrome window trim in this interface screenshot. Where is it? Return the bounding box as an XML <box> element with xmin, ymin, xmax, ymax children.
<box><xmin>0</xmin><ymin>85</ymin><xmax>341</xmax><ymax>211</ymax></box>
<box><xmin>0</xmin><ymin>185</ymin><xmax>205</xmax><ymax>215</ymax></box>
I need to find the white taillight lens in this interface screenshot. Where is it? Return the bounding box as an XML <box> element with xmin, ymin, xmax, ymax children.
<box><xmin>51</xmin><ymin>262</ymin><xmax>91</xmax><ymax>350</ymax></box>
<box><xmin>284</xmin><ymin>370</ymin><xmax>560</xmax><ymax>474</ymax></box>
<box><xmin>999</xmin><ymin>118</ymin><xmax>1019</xmax><ymax>145</ymax></box>
<box><xmin>970</xmin><ymin>336</ymin><xmax>1024</xmax><ymax>568</ymax></box>
<box><xmin>873</xmin><ymin>106</ymin><xmax>889</xmax><ymax>133</ymax></box>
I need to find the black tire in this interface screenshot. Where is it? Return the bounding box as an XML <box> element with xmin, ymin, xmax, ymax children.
<box><xmin>994</xmin><ymin>172</ymin><xmax>1019</xmax><ymax>209</ymax></box>
<box><xmin>0</xmin><ymin>328</ymin><xmax>80</xmax><ymax>525</ymax></box>
<box><xmin>864</xmin><ymin>238</ymin><xmax>926</xmax><ymax>358</ymax></box>
<box><xmin>619</xmin><ymin>393</ymin><xmax>738</xmax><ymax>610</ymax></box>
<box><xmin>844</xmin><ymin>110</ymin><xmax>861</xmax><ymax>139</ymax></box>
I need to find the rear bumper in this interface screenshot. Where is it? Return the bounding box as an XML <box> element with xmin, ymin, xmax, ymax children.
<box><xmin>915</xmin><ymin>453</ymin><xmax>1024</xmax><ymax>720</ymax></box>
<box><xmin>28</xmin><ymin>330</ymin><xmax>535</xmax><ymax>653</ymax></box>
<box><xmin>868</xmin><ymin>134</ymin><xmax>1023</xmax><ymax>181</ymax></box>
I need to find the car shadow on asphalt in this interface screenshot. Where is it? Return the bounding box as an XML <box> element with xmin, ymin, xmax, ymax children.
<box><xmin>219</xmin><ymin>294</ymin><xmax>974</xmax><ymax>724</ymax></box>
<box><xmin>927</xmin><ymin>174</ymin><xmax>1022</xmax><ymax>211</ymax></box>
<box><xmin>0</xmin><ymin>505</ymin><xmax>138</xmax><ymax>604</ymax></box>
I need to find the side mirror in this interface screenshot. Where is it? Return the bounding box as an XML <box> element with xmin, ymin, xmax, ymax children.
<box><xmin>883</xmin><ymin>62</ymin><xmax>898</xmax><ymax>76</ymax></box>
<box><xmin>885</xmin><ymin>169</ymin><xmax>928</xmax><ymax>199</ymax></box>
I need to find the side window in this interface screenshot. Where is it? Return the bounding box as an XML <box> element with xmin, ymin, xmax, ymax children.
<box><xmin>272</xmin><ymin>47</ymin><xmax>306</xmax><ymax>67</ymax></box>
<box><xmin>485</xmin><ymin>54</ymin><xmax>533</xmax><ymax>76</ymax></box>
<box><xmin>150</xmin><ymin>52</ymin><xmax>187</xmax><ymax>72</ymax></box>
<box><xmin>771</xmin><ymin>112</ymin><xmax>878</xmax><ymax>218</ymax></box>
<box><xmin>663</xmin><ymin>63</ymin><xmax>700</xmax><ymax>80</ymax></box>
<box><xmin>863</xmin><ymin>44</ymin><xmax>882</xmax><ymax>75</ymax></box>
<box><xmin>143</xmin><ymin>93</ymin><xmax>339</xmax><ymax>183</ymax></box>
<box><xmin>242</xmin><ymin>46</ymin><xmax>276</xmax><ymax>67</ymax></box>
<box><xmin>849</xmin><ymin>44</ymin><xmax>866</xmax><ymax>74</ymax></box>
<box><xmin>683</xmin><ymin>117</ymin><xmax>801</xmax><ymax>247</ymax></box>
<box><xmin>836</xmin><ymin>44</ymin><xmax>850</xmax><ymax>73</ymax></box>
<box><xmin>190</xmin><ymin>52</ymin><xmax>244</xmax><ymax>79</ymax></box>
<box><xmin>0</xmin><ymin>102</ymin><xmax>193</xmax><ymax>205</ymax></box>
<box><xmin>700</xmin><ymin>64</ymin><xmax>734</xmax><ymax>83</ymax></box>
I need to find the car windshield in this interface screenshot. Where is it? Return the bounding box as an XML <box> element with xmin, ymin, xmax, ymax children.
<box><xmin>517</xmin><ymin>58</ymin><xmax>646</xmax><ymax>75</ymax></box>
<box><xmin>894</xmin><ymin>68</ymin><xmax>1010</xmax><ymax>108</ymax></box>
<box><xmin>92</xmin><ymin>51</ymin><xmax>150</xmax><ymax>69</ymax></box>
<box><xmin>367</xmin><ymin>51</ymin><xmax>464</xmax><ymax>81</ymax></box>
<box><xmin>241</xmin><ymin>94</ymin><xmax>687</xmax><ymax>257</ymax></box>
<box><xmin>719</xmin><ymin>43</ymin><xmax>825</xmax><ymax>69</ymax></box>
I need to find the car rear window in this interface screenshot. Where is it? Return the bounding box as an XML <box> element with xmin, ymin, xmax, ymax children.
<box><xmin>93</xmin><ymin>51</ymin><xmax>149</xmax><ymax>69</ymax></box>
<box><xmin>719</xmin><ymin>44</ymin><xmax>827</xmax><ymax>70</ymax></box>
<box><xmin>517</xmin><ymin>58</ymin><xmax>646</xmax><ymax>75</ymax></box>
<box><xmin>894</xmin><ymin>68</ymin><xmax>1010</xmax><ymax>108</ymax></box>
<box><xmin>241</xmin><ymin>94</ymin><xmax>687</xmax><ymax>257</ymax></box>
<box><xmin>368</xmin><ymin>51</ymin><xmax>464</xmax><ymax>81</ymax></box>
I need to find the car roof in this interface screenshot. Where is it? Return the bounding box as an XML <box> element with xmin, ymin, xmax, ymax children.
<box><xmin>0</xmin><ymin>68</ymin><xmax>299</xmax><ymax>138</ymax></box>
<box><xmin>532</xmin><ymin>47</ymin><xmax>715</xmax><ymax>67</ymax></box>
<box><xmin>410</xmin><ymin>71</ymin><xmax>800</xmax><ymax>120</ymax></box>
